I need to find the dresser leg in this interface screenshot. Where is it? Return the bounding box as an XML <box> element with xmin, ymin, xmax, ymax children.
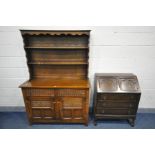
<box><xmin>128</xmin><ymin>118</ymin><xmax>135</xmax><ymax>127</ymax></box>
<box><xmin>85</xmin><ymin>122</ymin><xmax>88</xmax><ymax>126</ymax></box>
<box><xmin>94</xmin><ymin>119</ymin><xmax>97</xmax><ymax>126</ymax></box>
<box><xmin>28</xmin><ymin>119</ymin><xmax>32</xmax><ymax>126</ymax></box>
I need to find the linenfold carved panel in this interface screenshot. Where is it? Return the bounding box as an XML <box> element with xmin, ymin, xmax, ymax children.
<box><xmin>57</xmin><ymin>89</ymin><xmax>86</xmax><ymax>97</ymax></box>
<box><xmin>24</xmin><ymin>88</ymin><xmax>55</xmax><ymax>96</ymax></box>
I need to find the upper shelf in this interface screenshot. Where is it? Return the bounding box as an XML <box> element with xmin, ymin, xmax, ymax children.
<box><xmin>28</xmin><ymin>61</ymin><xmax>88</xmax><ymax>65</ymax></box>
<box><xmin>24</xmin><ymin>46</ymin><xmax>88</xmax><ymax>50</ymax></box>
<box><xmin>21</xmin><ymin>30</ymin><xmax>90</xmax><ymax>36</ymax></box>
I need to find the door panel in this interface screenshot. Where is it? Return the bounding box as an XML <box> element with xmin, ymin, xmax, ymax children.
<box><xmin>73</xmin><ymin>109</ymin><xmax>83</xmax><ymax>118</ymax></box>
<box><xmin>60</xmin><ymin>97</ymin><xmax>85</xmax><ymax>120</ymax></box>
<box><xmin>32</xmin><ymin>109</ymin><xmax>41</xmax><ymax>118</ymax></box>
<box><xmin>28</xmin><ymin>97</ymin><xmax>56</xmax><ymax>120</ymax></box>
<box><xmin>63</xmin><ymin>97</ymin><xmax>83</xmax><ymax>107</ymax></box>
<box><xmin>62</xmin><ymin>109</ymin><xmax>72</xmax><ymax>119</ymax></box>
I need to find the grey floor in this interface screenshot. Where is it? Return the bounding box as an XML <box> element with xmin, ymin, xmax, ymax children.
<box><xmin>0</xmin><ymin>112</ymin><xmax>155</xmax><ymax>129</ymax></box>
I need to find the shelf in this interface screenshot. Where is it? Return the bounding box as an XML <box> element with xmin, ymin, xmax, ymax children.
<box><xmin>24</xmin><ymin>46</ymin><xmax>88</xmax><ymax>50</ymax></box>
<box><xmin>21</xmin><ymin>30</ymin><xmax>90</xmax><ymax>36</ymax></box>
<box><xmin>28</xmin><ymin>61</ymin><xmax>88</xmax><ymax>65</ymax></box>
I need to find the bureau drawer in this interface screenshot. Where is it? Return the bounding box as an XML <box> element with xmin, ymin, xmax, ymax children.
<box><xmin>96</xmin><ymin>108</ymin><xmax>136</xmax><ymax>115</ymax></box>
<box><xmin>96</xmin><ymin>100</ymin><xmax>137</xmax><ymax>108</ymax></box>
<box><xmin>97</xmin><ymin>93</ymin><xmax>137</xmax><ymax>101</ymax></box>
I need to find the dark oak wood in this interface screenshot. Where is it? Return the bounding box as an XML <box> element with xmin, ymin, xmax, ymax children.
<box><xmin>19</xmin><ymin>30</ymin><xmax>90</xmax><ymax>125</ymax></box>
<box><xmin>93</xmin><ymin>73</ymin><xmax>141</xmax><ymax>127</ymax></box>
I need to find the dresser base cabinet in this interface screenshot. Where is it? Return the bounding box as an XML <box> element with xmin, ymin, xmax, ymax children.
<box><xmin>22</xmin><ymin>88</ymin><xmax>89</xmax><ymax>125</ymax></box>
<box><xmin>93</xmin><ymin>73</ymin><xmax>141</xmax><ymax>127</ymax></box>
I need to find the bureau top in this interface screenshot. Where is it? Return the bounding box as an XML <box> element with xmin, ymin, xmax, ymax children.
<box><xmin>95</xmin><ymin>73</ymin><xmax>141</xmax><ymax>93</ymax></box>
<box><xmin>95</xmin><ymin>73</ymin><xmax>136</xmax><ymax>77</ymax></box>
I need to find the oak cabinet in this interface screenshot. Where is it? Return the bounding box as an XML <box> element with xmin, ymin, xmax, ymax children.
<box><xmin>23</xmin><ymin>88</ymin><xmax>89</xmax><ymax>124</ymax></box>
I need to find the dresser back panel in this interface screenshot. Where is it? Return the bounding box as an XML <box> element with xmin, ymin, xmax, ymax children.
<box><xmin>24</xmin><ymin>35</ymin><xmax>89</xmax><ymax>47</ymax></box>
<box><xmin>27</xmin><ymin>49</ymin><xmax>88</xmax><ymax>63</ymax></box>
<box><xmin>31</xmin><ymin>65</ymin><xmax>87</xmax><ymax>79</ymax></box>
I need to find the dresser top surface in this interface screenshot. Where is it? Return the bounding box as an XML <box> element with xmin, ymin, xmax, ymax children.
<box><xmin>95</xmin><ymin>73</ymin><xmax>141</xmax><ymax>93</ymax></box>
<box><xmin>19</xmin><ymin>78</ymin><xmax>90</xmax><ymax>89</ymax></box>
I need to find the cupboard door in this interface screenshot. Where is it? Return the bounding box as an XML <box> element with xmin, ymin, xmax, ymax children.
<box><xmin>59</xmin><ymin>97</ymin><xmax>86</xmax><ymax>121</ymax></box>
<box><xmin>27</xmin><ymin>97</ymin><xmax>56</xmax><ymax>120</ymax></box>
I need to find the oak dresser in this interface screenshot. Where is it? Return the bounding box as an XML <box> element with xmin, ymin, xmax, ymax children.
<box><xmin>19</xmin><ymin>30</ymin><xmax>90</xmax><ymax>125</ymax></box>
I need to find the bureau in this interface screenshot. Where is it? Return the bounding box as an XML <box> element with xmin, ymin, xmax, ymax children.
<box><xmin>93</xmin><ymin>73</ymin><xmax>141</xmax><ymax>127</ymax></box>
<box><xmin>19</xmin><ymin>30</ymin><xmax>90</xmax><ymax>125</ymax></box>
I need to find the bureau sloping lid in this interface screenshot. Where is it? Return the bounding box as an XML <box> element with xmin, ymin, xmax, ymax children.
<box><xmin>98</xmin><ymin>78</ymin><xmax>118</xmax><ymax>91</ymax></box>
<box><xmin>119</xmin><ymin>78</ymin><xmax>140</xmax><ymax>91</ymax></box>
<box><xmin>96</xmin><ymin>73</ymin><xmax>141</xmax><ymax>93</ymax></box>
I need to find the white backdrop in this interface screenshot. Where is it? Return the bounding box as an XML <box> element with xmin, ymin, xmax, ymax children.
<box><xmin>0</xmin><ymin>26</ymin><xmax>155</xmax><ymax>109</ymax></box>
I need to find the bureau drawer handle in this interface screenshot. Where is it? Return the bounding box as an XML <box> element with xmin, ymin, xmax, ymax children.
<box><xmin>102</xmin><ymin>110</ymin><xmax>105</xmax><ymax>113</ymax></box>
<box><xmin>130</xmin><ymin>96</ymin><xmax>135</xmax><ymax>99</ymax></box>
<box><xmin>103</xmin><ymin>96</ymin><xmax>107</xmax><ymax>100</ymax></box>
<box><xmin>103</xmin><ymin>103</ymin><xmax>106</xmax><ymax>106</ymax></box>
<box><xmin>129</xmin><ymin>104</ymin><xmax>133</xmax><ymax>107</ymax></box>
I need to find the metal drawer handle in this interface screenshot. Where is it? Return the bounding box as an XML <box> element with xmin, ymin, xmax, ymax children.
<box><xmin>103</xmin><ymin>103</ymin><xmax>106</xmax><ymax>106</ymax></box>
<box><xmin>103</xmin><ymin>96</ymin><xmax>107</xmax><ymax>100</ymax></box>
<box><xmin>129</xmin><ymin>104</ymin><xmax>133</xmax><ymax>107</ymax></box>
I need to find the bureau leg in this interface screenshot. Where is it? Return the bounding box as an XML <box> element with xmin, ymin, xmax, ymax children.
<box><xmin>128</xmin><ymin>118</ymin><xmax>135</xmax><ymax>127</ymax></box>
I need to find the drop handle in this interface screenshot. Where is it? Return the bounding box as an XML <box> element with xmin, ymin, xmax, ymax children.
<box><xmin>102</xmin><ymin>103</ymin><xmax>106</xmax><ymax>106</ymax></box>
<box><xmin>129</xmin><ymin>104</ymin><xmax>133</xmax><ymax>107</ymax></box>
<box><xmin>103</xmin><ymin>96</ymin><xmax>107</xmax><ymax>100</ymax></box>
<box><xmin>130</xmin><ymin>95</ymin><xmax>135</xmax><ymax>99</ymax></box>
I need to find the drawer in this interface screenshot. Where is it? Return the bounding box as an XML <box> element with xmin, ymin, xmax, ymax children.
<box><xmin>96</xmin><ymin>100</ymin><xmax>137</xmax><ymax>108</ymax></box>
<box><xmin>96</xmin><ymin>108</ymin><xmax>136</xmax><ymax>115</ymax></box>
<box><xmin>97</xmin><ymin>93</ymin><xmax>137</xmax><ymax>101</ymax></box>
<box><xmin>57</xmin><ymin>89</ymin><xmax>86</xmax><ymax>97</ymax></box>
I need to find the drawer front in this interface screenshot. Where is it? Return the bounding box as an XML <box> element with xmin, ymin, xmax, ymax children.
<box><xmin>57</xmin><ymin>89</ymin><xmax>86</xmax><ymax>97</ymax></box>
<box><xmin>96</xmin><ymin>108</ymin><xmax>136</xmax><ymax>115</ymax></box>
<box><xmin>97</xmin><ymin>93</ymin><xmax>137</xmax><ymax>101</ymax></box>
<box><xmin>96</xmin><ymin>100</ymin><xmax>137</xmax><ymax>108</ymax></box>
<box><xmin>24</xmin><ymin>88</ymin><xmax>54</xmax><ymax>97</ymax></box>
